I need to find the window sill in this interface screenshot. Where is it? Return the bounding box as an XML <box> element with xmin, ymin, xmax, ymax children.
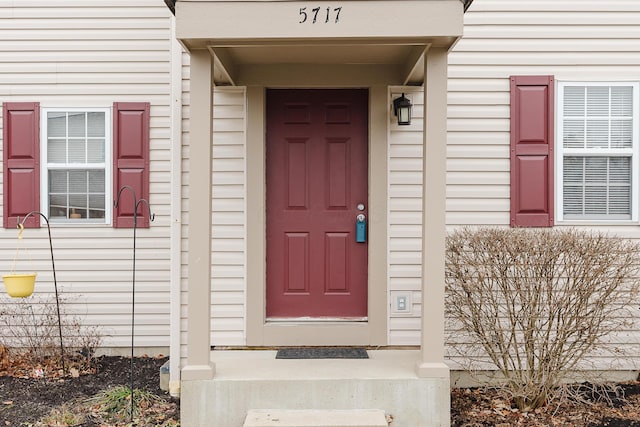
<box><xmin>555</xmin><ymin>220</ymin><xmax>639</xmax><ymax>227</ymax></box>
<box><xmin>48</xmin><ymin>221</ymin><xmax>112</xmax><ymax>228</ymax></box>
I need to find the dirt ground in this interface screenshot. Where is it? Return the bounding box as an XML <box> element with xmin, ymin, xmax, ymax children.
<box><xmin>1</xmin><ymin>356</ymin><xmax>639</xmax><ymax>426</ymax></box>
<box><xmin>451</xmin><ymin>380</ymin><xmax>640</xmax><ymax>426</ymax></box>
<box><xmin>0</xmin><ymin>356</ymin><xmax>179</xmax><ymax>426</ymax></box>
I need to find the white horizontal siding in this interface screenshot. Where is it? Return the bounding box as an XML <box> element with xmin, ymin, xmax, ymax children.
<box><xmin>174</xmin><ymin>60</ymin><xmax>249</xmax><ymax>354</ymax></box>
<box><xmin>0</xmin><ymin>0</ymin><xmax>173</xmax><ymax>349</ymax></box>
<box><xmin>179</xmin><ymin>51</ymin><xmax>191</xmax><ymax>366</ymax></box>
<box><xmin>211</xmin><ymin>87</ymin><xmax>246</xmax><ymax>346</ymax></box>
<box><xmin>448</xmin><ymin>0</ymin><xmax>640</xmax><ymax>226</ymax></box>
<box><xmin>389</xmin><ymin>316</ymin><xmax>421</xmax><ymax>346</ymax></box>
<box><xmin>444</xmin><ymin>0</ymin><xmax>640</xmax><ymax>370</ymax></box>
<box><xmin>387</xmin><ymin>87</ymin><xmax>424</xmax><ymax>345</ymax></box>
<box><xmin>178</xmin><ymin>75</ymin><xmax>247</xmax><ymax>363</ymax></box>
<box><xmin>0</xmin><ymin>0</ymin><xmax>171</xmax><ymax>100</ymax></box>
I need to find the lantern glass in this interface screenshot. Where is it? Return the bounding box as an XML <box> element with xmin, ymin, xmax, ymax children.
<box><xmin>397</xmin><ymin>105</ymin><xmax>411</xmax><ymax>125</ymax></box>
<box><xmin>393</xmin><ymin>94</ymin><xmax>412</xmax><ymax>125</ymax></box>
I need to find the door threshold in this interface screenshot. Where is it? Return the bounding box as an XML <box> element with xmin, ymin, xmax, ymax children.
<box><xmin>267</xmin><ymin>317</ymin><xmax>368</xmax><ymax>323</ymax></box>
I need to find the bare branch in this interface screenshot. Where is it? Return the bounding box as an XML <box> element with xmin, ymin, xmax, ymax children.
<box><xmin>446</xmin><ymin>227</ymin><xmax>640</xmax><ymax>411</ymax></box>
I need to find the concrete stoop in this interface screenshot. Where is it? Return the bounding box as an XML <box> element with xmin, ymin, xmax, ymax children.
<box><xmin>243</xmin><ymin>409</ymin><xmax>388</xmax><ymax>427</ymax></box>
<box><xmin>181</xmin><ymin>350</ymin><xmax>451</xmax><ymax>426</ymax></box>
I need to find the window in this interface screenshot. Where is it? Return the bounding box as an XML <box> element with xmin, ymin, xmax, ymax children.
<box><xmin>41</xmin><ymin>109</ymin><xmax>111</xmax><ymax>223</ymax></box>
<box><xmin>557</xmin><ymin>83</ymin><xmax>639</xmax><ymax>221</ymax></box>
<box><xmin>3</xmin><ymin>101</ymin><xmax>150</xmax><ymax>229</ymax></box>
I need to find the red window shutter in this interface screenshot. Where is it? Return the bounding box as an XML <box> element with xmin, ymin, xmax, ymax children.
<box><xmin>3</xmin><ymin>102</ymin><xmax>40</xmax><ymax>229</ymax></box>
<box><xmin>113</xmin><ymin>102</ymin><xmax>150</xmax><ymax>228</ymax></box>
<box><xmin>510</xmin><ymin>76</ymin><xmax>554</xmax><ymax>227</ymax></box>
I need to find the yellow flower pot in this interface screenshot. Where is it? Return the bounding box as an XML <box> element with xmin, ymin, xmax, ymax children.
<box><xmin>2</xmin><ymin>273</ymin><xmax>36</xmax><ymax>298</ymax></box>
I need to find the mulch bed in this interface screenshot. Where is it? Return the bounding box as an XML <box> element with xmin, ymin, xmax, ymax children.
<box><xmin>451</xmin><ymin>381</ymin><xmax>640</xmax><ymax>426</ymax></box>
<box><xmin>0</xmin><ymin>356</ymin><xmax>179</xmax><ymax>426</ymax></box>
<box><xmin>2</xmin><ymin>354</ymin><xmax>639</xmax><ymax>426</ymax></box>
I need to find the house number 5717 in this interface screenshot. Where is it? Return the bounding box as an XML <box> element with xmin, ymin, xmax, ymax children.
<box><xmin>299</xmin><ymin>6</ymin><xmax>342</xmax><ymax>24</ymax></box>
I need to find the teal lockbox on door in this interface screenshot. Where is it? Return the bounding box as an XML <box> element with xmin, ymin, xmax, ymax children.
<box><xmin>356</xmin><ymin>215</ymin><xmax>366</xmax><ymax>243</ymax></box>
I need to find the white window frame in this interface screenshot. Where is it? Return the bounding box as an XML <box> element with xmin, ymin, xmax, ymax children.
<box><xmin>40</xmin><ymin>107</ymin><xmax>112</xmax><ymax>225</ymax></box>
<box><xmin>556</xmin><ymin>82</ymin><xmax>640</xmax><ymax>222</ymax></box>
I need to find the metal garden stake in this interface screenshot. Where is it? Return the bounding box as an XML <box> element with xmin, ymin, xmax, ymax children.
<box><xmin>114</xmin><ymin>185</ymin><xmax>154</xmax><ymax>423</ymax></box>
<box><xmin>17</xmin><ymin>211</ymin><xmax>66</xmax><ymax>376</ymax></box>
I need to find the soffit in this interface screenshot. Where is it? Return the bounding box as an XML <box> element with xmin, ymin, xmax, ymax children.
<box><xmin>221</xmin><ymin>44</ymin><xmax>417</xmax><ymax>65</ymax></box>
<box><xmin>209</xmin><ymin>42</ymin><xmax>431</xmax><ymax>86</ymax></box>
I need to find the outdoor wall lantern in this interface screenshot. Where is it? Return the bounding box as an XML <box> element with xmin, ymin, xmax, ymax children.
<box><xmin>393</xmin><ymin>93</ymin><xmax>412</xmax><ymax>125</ymax></box>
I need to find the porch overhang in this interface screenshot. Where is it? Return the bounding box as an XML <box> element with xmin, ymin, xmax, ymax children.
<box><xmin>178</xmin><ymin>2</ymin><xmax>463</xmax><ymax>424</ymax></box>
<box><xmin>174</xmin><ymin>0</ymin><xmax>465</xmax><ymax>85</ymax></box>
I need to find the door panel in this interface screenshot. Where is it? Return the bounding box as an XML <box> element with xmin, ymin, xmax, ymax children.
<box><xmin>266</xmin><ymin>89</ymin><xmax>368</xmax><ymax>318</ymax></box>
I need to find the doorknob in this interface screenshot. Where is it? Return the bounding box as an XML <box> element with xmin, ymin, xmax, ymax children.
<box><xmin>356</xmin><ymin>214</ymin><xmax>366</xmax><ymax>243</ymax></box>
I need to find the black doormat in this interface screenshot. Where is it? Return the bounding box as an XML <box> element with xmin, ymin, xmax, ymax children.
<box><xmin>276</xmin><ymin>347</ymin><xmax>369</xmax><ymax>359</ymax></box>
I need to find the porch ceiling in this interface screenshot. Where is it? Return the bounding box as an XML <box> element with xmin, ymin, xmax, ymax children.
<box><xmin>209</xmin><ymin>42</ymin><xmax>430</xmax><ymax>86</ymax></box>
<box><xmin>219</xmin><ymin>43</ymin><xmax>419</xmax><ymax>66</ymax></box>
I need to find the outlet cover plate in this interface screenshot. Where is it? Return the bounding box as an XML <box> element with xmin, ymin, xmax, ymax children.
<box><xmin>391</xmin><ymin>291</ymin><xmax>412</xmax><ymax>314</ymax></box>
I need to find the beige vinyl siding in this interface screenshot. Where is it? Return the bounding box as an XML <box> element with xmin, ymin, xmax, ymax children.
<box><xmin>211</xmin><ymin>87</ymin><xmax>246</xmax><ymax>346</ymax></box>
<box><xmin>450</xmin><ymin>0</ymin><xmax>640</xmax><ymax>227</ymax></box>
<box><xmin>451</xmin><ymin>2</ymin><xmax>640</xmax><ymax>213</ymax></box>
<box><xmin>443</xmin><ymin>0</ymin><xmax>640</xmax><ymax>369</ymax></box>
<box><xmin>0</xmin><ymin>0</ymin><xmax>173</xmax><ymax>350</ymax></box>
<box><xmin>179</xmin><ymin>51</ymin><xmax>191</xmax><ymax>360</ymax></box>
<box><xmin>387</xmin><ymin>87</ymin><xmax>424</xmax><ymax>345</ymax></box>
<box><xmin>448</xmin><ymin>0</ymin><xmax>640</xmax><ymax>227</ymax></box>
<box><xmin>179</xmin><ymin>58</ymin><xmax>247</xmax><ymax>359</ymax></box>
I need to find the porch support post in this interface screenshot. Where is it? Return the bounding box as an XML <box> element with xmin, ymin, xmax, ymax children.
<box><xmin>416</xmin><ymin>47</ymin><xmax>450</xmax><ymax>378</ymax></box>
<box><xmin>182</xmin><ymin>48</ymin><xmax>215</xmax><ymax>381</ymax></box>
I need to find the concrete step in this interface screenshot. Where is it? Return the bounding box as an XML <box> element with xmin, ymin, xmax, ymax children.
<box><xmin>243</xmin><ymin>409</ymin><xmax>388</xmax><ymax>427</ymax></box>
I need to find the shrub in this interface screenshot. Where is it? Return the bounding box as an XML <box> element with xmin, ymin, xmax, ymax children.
<box><xmin>0</xmin><ymin>293</ymin><xmax>103</xmax><ymax>376</ymax></box>
<box><xmin>446</xmin><ymin>227</ymin><xmax>640</xmax><ymax>411</ymax></box>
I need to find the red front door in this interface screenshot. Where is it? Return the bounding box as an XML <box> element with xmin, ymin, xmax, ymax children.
<box><xmin>266</xmin><ymin>89</ymin><xmax>368</xmax><ymax>318</ymax></box>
